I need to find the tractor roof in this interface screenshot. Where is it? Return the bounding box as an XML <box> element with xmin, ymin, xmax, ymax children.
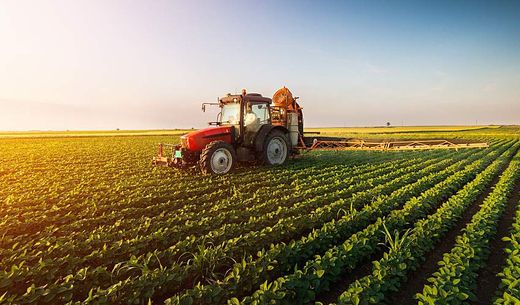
<box><xmin>220</xmin><ymin>93</ymin><xmax>272</xmax><ymax>104</ymax></box>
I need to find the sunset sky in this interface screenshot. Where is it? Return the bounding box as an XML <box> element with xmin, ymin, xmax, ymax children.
<box><xmin>1</xmin><ymin>0</ymin><xmax>519</xmax><ymax>130</ymax></box>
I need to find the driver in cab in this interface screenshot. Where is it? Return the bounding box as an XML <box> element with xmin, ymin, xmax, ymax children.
<box><xmin>244</xmin><ymin>104</ymin><xmax>260</xmax><ymax>132</ymax></box>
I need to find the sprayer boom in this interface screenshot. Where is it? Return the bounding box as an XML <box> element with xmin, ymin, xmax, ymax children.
<box><xmin>305</xmin><ymin>138</ymin><xmax>489</xmax><ymax>151</ymax></box>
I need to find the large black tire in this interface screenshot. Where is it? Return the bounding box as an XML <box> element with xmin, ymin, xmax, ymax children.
<box><xmin>199</xmin><ymin>141</ymin><xmax>237</xmax><ymax>175</ymax></box>
<box><xmin>260</xmin><ymin>130</ymin><xmax>290</xmax><ymax>166</ymax></box>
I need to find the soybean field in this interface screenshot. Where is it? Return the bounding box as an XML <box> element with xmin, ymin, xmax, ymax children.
<box><xmin>1</xmin><ymin>126</ymin><xmax>520</xmax><ymax>305</ymax></box>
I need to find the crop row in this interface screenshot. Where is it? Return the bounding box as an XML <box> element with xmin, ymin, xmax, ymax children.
<box><xmin>163</xmin><ymin>142</ymin><xmax>496</xmax><ymax>305</ymax></box>
<box><xmin>2</xmin><ymin>148</ymin><xmax>379</xmax><ymax>235</ymax></box>
<box><xmin>3</xmin><ymin>150</ymin><xmax>469</xmax><ymax>304</ymax></box>
<box><xmin>1</xmin><ymin>150</ymin><xmax>425</xmax><ymax>255</ymax></box>
<box><xmin>332</xmin><ymin>142</ymin><xmax>519</xmax><ymax>304</ymax></box>
<box><xmin>1</xmin><ymin>145</ymin><xmax>409</xmax><ymax>222</ymax></box>
<box><xmin>232</xmin><ymin>142</ymin><xmax>510</xmax><ymax>305</ymax></box>
<box><xmin>0</xmin><ymin>153</ymin><xmax>422</xmax><ymax>269</ymax></box>
<box><xmin>91</xmin><ymin>150</ymin><xmax>468</xmax><ymax>304</ymax></box>
<box><xmin>494</xmin><ymin>196</ymin><xmax>520</xmax><ymax>304</ymax></box>
<box><xmin>416</xmin><ymin>147</ymin><xmax>520</xmax><ymax>304</ymax></box>
<box><xmin>1</xmin><ymin>151</ymin><xmax>455</xmax><ymax>302</ymax></box>
<box><xmin>0</xmin><ymin>153</ymin><xmax>430</xmax><ymax>290</ymax></box>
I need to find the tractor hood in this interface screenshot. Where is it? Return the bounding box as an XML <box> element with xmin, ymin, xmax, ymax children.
<box><xmin>180</xmin><ymin>126</ymin><xmax>234</xmax><ymax>151</ymax></box>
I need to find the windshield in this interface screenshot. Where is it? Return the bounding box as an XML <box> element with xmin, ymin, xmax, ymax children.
<box><xmin>220</xmin><ymin>103</ymin><xmax>240</xmax><ymax>125</ymax></box>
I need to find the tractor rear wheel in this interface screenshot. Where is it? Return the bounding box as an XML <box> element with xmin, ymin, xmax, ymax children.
<box><xmin>199</xmin><ymin>141</ymin><xmax>237</xmax><ymax>175</ymax></box>
<box><xmin>261</xmin><ymin>130</ymin><xmax>289</xmax><ymax>166</ymax></box>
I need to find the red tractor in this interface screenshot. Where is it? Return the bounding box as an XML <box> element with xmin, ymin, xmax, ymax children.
<box><xmin>153</xmin><ymin>87</ymin><xmax>304</xmax><ymax>174</ymax></box>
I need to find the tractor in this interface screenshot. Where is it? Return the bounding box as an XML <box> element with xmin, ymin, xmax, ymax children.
<box><xmin>153</xmin><ymin>87</ymin><xmax>303</xmax><ymax>174</ymax></box>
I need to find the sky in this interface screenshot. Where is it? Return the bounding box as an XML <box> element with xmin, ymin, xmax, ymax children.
<box><xmin>1</xmin><ymin>0</ymin><xmax>519</xmax><ymax>130</ymax></box>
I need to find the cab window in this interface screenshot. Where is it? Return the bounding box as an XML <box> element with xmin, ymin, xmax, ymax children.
<box><xmin>220</xmin><ymin>103</ymin><xmax>240</xmax><ymax>125</ymax></box>
<box><xmin>250</xmin><ymin>103</ymin><xmax>269</xmax><ymax>124</ymax></box>
<box><xmin>244</xmin><ymin>103</ymin><xmax>269</xmax><ymax>133</ymax></box>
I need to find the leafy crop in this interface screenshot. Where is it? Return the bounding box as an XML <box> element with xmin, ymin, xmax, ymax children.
<box><xmin>0</xmin><ymin>128</ymin><xmax>518</xmax><ymax>305</ymax></box>
<box><xmin>416</xmin><ymin>148</ymin><xmax>520</xmax><ymax>304</ymax></box>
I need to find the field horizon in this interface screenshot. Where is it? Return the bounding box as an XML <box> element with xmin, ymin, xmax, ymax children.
<box><xmin>0</xmin><ymin>124</ymin><xmax>513</xmax><ymax>139</ymax></box>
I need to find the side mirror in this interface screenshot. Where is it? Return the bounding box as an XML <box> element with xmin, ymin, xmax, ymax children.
<box><xmin>202</xmin><ymin>102</ymin><xmax>220</xmax><ymax>112</ymax></box>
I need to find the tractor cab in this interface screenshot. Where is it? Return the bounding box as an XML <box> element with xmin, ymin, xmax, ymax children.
<box><xmin>217</xmin><ymin>93</ymin><xmax>271</xmax><ymax>146</ymax></box>
<box><xmin>211</xmin><ymin>92</ymin><xmax>272</xmax><ymax>145</ymax></box>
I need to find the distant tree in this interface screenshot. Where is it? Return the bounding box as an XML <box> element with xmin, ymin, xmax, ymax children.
<box><xmin>116</xmin><ymin>128</ymin><xmax>120</xmax><ymax>131</ymax></box>
<box><xmin>386</xmin><ymin>122</ymin><xmax>391</xmax><ymax>127</ymax></box>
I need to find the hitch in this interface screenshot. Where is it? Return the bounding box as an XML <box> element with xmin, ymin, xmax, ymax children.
<box><xmin>152</xmin><ymin>143</ymin><xmax>178</xmax><ymax>167</ymax></box>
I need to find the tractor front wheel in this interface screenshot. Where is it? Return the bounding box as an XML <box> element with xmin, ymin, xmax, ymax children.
<box><xmin>199</xmin><ymin>141</ymin><xmax>237</xmax><ymax>175</ymax></box>
<box><xmin>261</xmin><ymin>130</ymin><xmax>289</xmax><ymax>166</ymax></box>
